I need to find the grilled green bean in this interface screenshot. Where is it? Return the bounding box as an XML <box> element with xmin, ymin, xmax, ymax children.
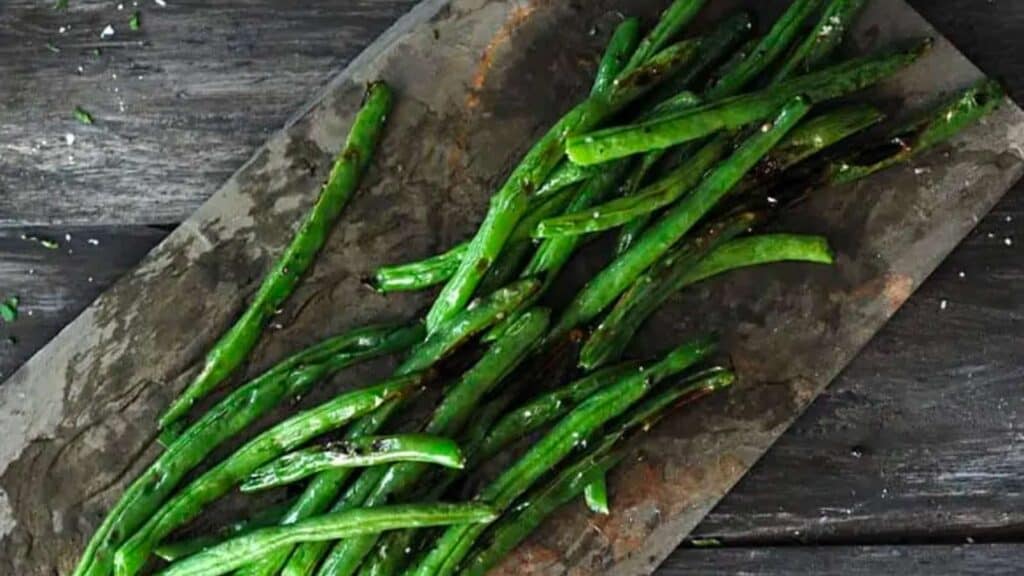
<box><xmin>161</xmin><ymin>82</ymin><xmax>394</xmax><ymax>429</ymax></box>
<box><xmin>583</xmin><ymin>475</ymin><xmax>610</xmax><ymax>514</ymax></box>
<box><xmin>831</xmin><ymin>78</ymin><xmax>1004</xmax><ymax>183</ymax></box>
<box><xmin>620</xmin><ymin>0</ymin><xmax>708</xmax><ymax>74</ymax></box>
<box><xmin>773</xmin><ymin>0</ymin><xmax>869</xmax><ymax>83</ymax></box>
<box><xmin>241</xmin><ymin>436</ymin><xmax>466</xmax><ymax>492</ymax></box>
<box><xmin>113</xmin><ymin>372</ymin><xmax>431</xmax><ymax>576</ymax></box>
<box><xmin>407</xmin><ymin>336</ymin><xmax>717</xmax><ymax>576</ymax></box>
<box><xmin>566</xmin><ymin>40</ymin><xmax>930</xmax><ymax>165</ymax></box>
<box><xmin>592</xmin><ymin>18</ymin><xmax>641</xmax><ymax>97</ymax></box>
<box><xmin>461</xmin><ymin>369</ymin><xmax>735</xmax><ymax>576</ymax></box>
<box><xmin>71</xmin><ymin>323</ymin><xmax>421</xmax><ymax>576</ymax></box>
<box><xmin>370</xmin><ymin>243</ymin><xmax>468</xmax><ymax>293</ymax></box>
<box><xmin>156</xmin><ymin>504</ymin><xmax>496</xmax><ymax>576</ymax></box>
<box><xmin>475</xmin><ymin>362</ymin><xmax>641</xmax><ymax>464</ymax></box>
<box><xmin>682</xmin><ymin>234</ymin><xmax>835</xmax><ymax>284</ymax></box>
<box><xmin>154</xmin><ymin>502</ymin><xmax>291</xmax><ymax>562</ymax></box>
<box><xmin>425</xmin><ymin>32</ymin><xmax>704</xmax><ymax>332</ymax></box>
<box><xmin>551</xmin><ymin>98</ymin><xmax>811</xmax><ymax>341</ymax></box>
<box><xmin>315</xmin><ymin>309</ymin><xmax>550</xmax><ymax>576</ymax></box>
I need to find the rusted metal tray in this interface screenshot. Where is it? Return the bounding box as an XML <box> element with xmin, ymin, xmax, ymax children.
<box><xmin>1</xmin><ymin>0</ymin><xmax>1022</xmax><ymax>574</ymax></box>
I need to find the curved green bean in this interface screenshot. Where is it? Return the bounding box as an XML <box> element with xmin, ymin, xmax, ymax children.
<box><xmin>682</xmin><ymin>234</ymin><xmax>835</xmax><ymax>285</ymax></box>
<box><xmin>425</xmin><ymin>35</ymin><xmax>703</xmax><ymax>333</ymax></box>
<box><xmin>620</xmin><ymin>0</ymin><xmax>708</xmax><ymax>74</ymax></box>
<box><xmin>113</xmin><ymin>372</ymin><xmax>430</xmax><ymax>576</ymax></box>
<box><xmin>370</xmin><ymin>242</ymin><xmax>468</xmax><ymax>293</ymax></box>
<box><xmin>831</xmin><ymin>78</ymin><xmax>1004</xmax><ymax>184</ymax></box>
<box><xmin>551</xmin><ymin>97</ymin><xmax>811</xmax><ymax>341</ymax></box>
<box><xmin>461</xmin><ymin>369</ymin><xmax>735</xmax><ymax>576</ymax></box>
<box><xmin>315</xmin><ymin>309</ymin><xmax>550</xmax><ymax>576</ymax></box>
<box><xmin>161</xmin><ymin>82</ymin><xmax>394</xmax><ymax>429</ymax></box>
<box><xmin>591</xmin><ymin>18</ymin><xmax>641</xmax><ymax>97</ymax></box>
<box><xmin>566</xmin><ymin>40</ymin><xmax>930</xmax><ymax>165</ymax></box>
<box><xmin>71</xmin><ymin>323</ymin><xmax>421</xmax><ymax>576</ymax></box>
<box><xmin>155</xmin><ymin>504</ymin><xmax>496</xmax><ymax>576</ymax></box>
<box><xmin>407</xmin><ymin>336</ymin><xmax>717</xmax><ymax>576</ymax></box>
<box><xmin>773</xmin><ymin>0</ymin><xmax>869</xmax><ymax>83</ymax></box>
<box><xmin>241</xmin><ymin>435</ymin><xmax>466</xmax><ymax>492</ymax></box>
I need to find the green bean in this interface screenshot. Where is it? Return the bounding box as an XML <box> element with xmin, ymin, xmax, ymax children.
<box><xmin>591</xmin><ymin>18</ymin><xmax>641</xmax><ymax>97</ymax></box>
<box><xmin>112</xmin><ymin>372</ymin><xmax>431</xmax><ymax>576</ymax></box>
<box><xmin>407</xmin><ymin>336</ymin><xmax>717</xmax><ymax>576</ymax></box>
<box><xmin>583</xmin><ymin>229</ymin><xmax>834</xmax><ymax>370</ymax></box>
<box><xmin>476</xmin><ymin>186</ymin><xmax>578</xmax><ymax>295</ymax></box>
<box><xmin>161</xmin><ymin>82</ymin><xmax>394</xmax><ymax>429</ymax></box>
<box><xmin>154</xmin><ymin>501</ymin><xmax>292</xmax><ymax>562</ymax></box>
<box><xmin>683</xmin><ymin>234</ymin><xmax>835</xmax><ymax>285</ymax></box>
<box><xmin>315</xmin><ymin>310</ymin><xmax>550</xmax><ymax>576</ymax></box>
<box><xmin>241</xmin><ymin>435</ymin><xmax>466</xmax><ymax>492</ymax></box>
<box><xmin>583</xmin><ymin>475</ymin><xmax>611</xmax><ymax>514</ymax></box>
<box><xmin>620</xmin><ymin>0</ymin><xmax>708</xmax><ymax>74</ymax></box>
<box><xmin>831</xmin><ymin>78</ymin><xmax>1005</xmax><ymax>184</ymax></box>
<box><xmin>370</xmin><ymin>243</ymin><xmax>468</xmax><ymax>293</ymax></box>
<box><xmin>760</xmin><ymin>104</ymin><xmax>884</xmax><ymax>172</ymax></box>
<box><xmin>580</xmin><ymin>213</ymin><xmax>756</xmax><ymax>370</ymax></box>
<box><xmin>155</xmin><ymin>504</ymin><xmax>496</xmax><ymax>576</ymax></box>
<box><xmin>565</xmin><ymin>40</ymin><xmax>930</xmax><ymax>165</ymax></box>
<box><xmin>551</xmin><ymin>97</ymin><xmax>811</xmax><ymax>342</ymax></box>
<box><xmin>773</xmin><ymin>0</ymin><xmax>869</xmax><ymax>83</ymax></box>
<box><xmin>640</xmin><ymin>11</ymin><xmax>755</xmax><ymax>111</ymax></box>
<box><xmin>535</xmin><ymin>136</ymin><xmax>731</xmax><ymax>238</ymax></box>
<box><xmin>475</xmin><ymin>362</ymin><xmax>641</xmax><ymax>464</ymax></box>
<box><xmin>425</xmin><ymin>33</ymin><xmax>704</xmax><ymax>333</ymax></box>
<box><xmin>460</xmin><ymin>369</ymin><xmax>735</xmax><ymax>576</ymax></box>
<box><xmin>71</xmin><ymin>323</ymin><xmax>421</xmax><ymax>576</ymax></box>
<box><xmin>706</xmin><ymin>0</ymin><xmax>824</xmax><ymax>100</ymax></box>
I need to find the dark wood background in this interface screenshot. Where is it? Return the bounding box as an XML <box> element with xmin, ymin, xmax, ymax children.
<box><xmin>1</xmin><ymin>0</ymin><xmax>1021</xmax><ymax>573</ymax></box>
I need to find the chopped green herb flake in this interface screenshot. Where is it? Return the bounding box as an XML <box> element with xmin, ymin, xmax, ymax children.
<box><xmin>45</xmin><ymin>42</ymin><xmax>61</xmax><ymax>53</ymax></box>
<box><xmin>0</xmin><ymin>297</ymin><xmax>19</xmax><ymax>324</ymax></box>
<box><xmin>129</xmin><ymin>11</ymin><xmax>141</xmax><ymax>31</ymax></box>
<box><xmin>73</xmin><ymin>106</ymin><xmax>94</xmax><ymax>125</ymax></box>
<box><xmin>690</xmin><ymin>538</ymin><xmax>722</xmax><ymax>548</ymax></box>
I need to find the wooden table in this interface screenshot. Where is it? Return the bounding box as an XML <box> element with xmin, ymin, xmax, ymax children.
<box><xmin>1</xmin><ymin>1</ymin><xmax>1021</xmax><ymax>573</ymax></box>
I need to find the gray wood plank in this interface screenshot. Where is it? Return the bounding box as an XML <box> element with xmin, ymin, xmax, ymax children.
<box><xmin>0</xmin><ymin>0</ymin><xmax>418</xmax><ymax>226</ymax></box>
<box><xmin>0</xmin><ymin>227</ymin><xmax>165</xmax><ymax>381</ymax></box>
<box><xmin>660</xmin><ymin>544</ymin><xmax>1024</xmax><ymax>575</ymax></box>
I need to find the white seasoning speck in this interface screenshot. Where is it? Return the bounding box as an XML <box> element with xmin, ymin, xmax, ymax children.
<box><xmin>100</xmin><ymin>25</ymin><xmax>116</xmax><ymax>39</ymax></box>
<box><xmin>28</xmin><ymin>269</ymin><xmax>35</xmax><ymax>275</ymax></box>
<box><xmin>88</xmin><ymin>276</ymin><xmax>94</xmax><ymax>283</ymax></box>
<box><xmin>118</xmin><ymin>3</ymin><xmax>124</xmax><ymax>9</ymax></box>
<box><xmin>59</xmin><ymin>26</ymin><xmax>67</xmax><ymax>33</ymax></box>
<box><xmin>767</xmin><ymin>196</ymin><xmax>778</xmax><ymax>205</ymax></box>
<box><xmin>940</xmin><ymin>300</ymin><xmax>948</xmax><ymax>310</ymax></box>
<box><xmin>64</xmin><ymin>133</ymin><xmax>76</xmax><ymax>146</ymax></box>
<box><xmin>988</xmin><ymin>232</ymin><xmax>996</xmax><ymax>239</ymax></box>
<box><xmin>64</xmin><ymin>233</ymin><xmax>72</xmax><ymax>242</ymax></box>
<box><xmin>112</xmin><ymin>73</ymin><xmax>118</xmax><ymax>80</ymax></box>
<box><xmin>155</xmin><ymin>0</ymin><xmax>167</xmax><ymax>5</ymax></box>
<box><xmin>77</xmin><ymin>65</ymin><xmax>84</xmax><ymax>73</ymax></box>
<box><xmin>1005</xmin><ymin>237</ymin><xmax>1014</xmax><ymax>246</ymax></box>
<box><xmin>27</xmin><ymin>310</ymin><xmax>33</xmax><ymax>316</ymax></box>
<box><xmin>1007</xmin><ymin>216</ymin><xmax>1013</xmax><ymax>222</ymax></box>
<box><xmin>87</xmin><ymin>238</ymin><xmax>99</xmax><ymax>246</ymax></box>
<box><xmin>914</xmin><ymin>167</ymin><xmax>928</xmax><ymax>175</ymax></box>
<box><xmin>958</xmin><ymin>271</ymin><xmax>965</xmax><ymax>279</ymax></box>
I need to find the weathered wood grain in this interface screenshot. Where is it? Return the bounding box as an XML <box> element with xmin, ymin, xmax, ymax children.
<box><xmin>0</xmin><ymin>0</ymin><xmax>418</xmax><ymax>226</ymax></box>
<box><xmin>0</xmin><ymin>227</ymin><xmax>164</xmax><ymax>381</ymax></box>
<box><xmin>661</xmin><ymin>544</ymin><xmax>1024</xmax><ymax>575</ymax></box>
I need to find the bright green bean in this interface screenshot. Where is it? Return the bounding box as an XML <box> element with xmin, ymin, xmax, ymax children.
<box><xmin>682</xmin><ymin>234</ymin><xmax>835</xmax><ymax>285</ymax></box>
<box><xmin>155</xmin><ymin>504</ymin><xmax>496</xmax><ymax>576</ymax></box>
<box><xmin>591</xmin><ymin>18</ymin><xmax>641</xmax><ymax>97</ymax></box>
<box><xmin>551</xmin><ymin>97</ymin><xmax>811</xmax><ymax>341</ymax></box>
<box><xmin>407</xmin><ymin>336</ymin><xmax>717</xmax><ymax>576</ymax></box>
<box><xmin>161</xmin><ymin>82</ymin><xmax>394</xmax><ymax>429</ymax></box>
<box><xmin>370</xmin><ymin>243</ymin><xmax>468</xmax><ymax>293</ymax></box>
<box><xmin>773</xmin><ymin>0</ymin><xmax>869</xmax><ymax>83</ymax></box>
<box><xmin>71</xmin><ymin>323</ymin><xmax>421</xmax><ymax>576</ymax></box>
<box><xmin>153</xmin><ymin>501</ymin><xmax>291</xmax><ymax>562</ymax></box>
<box><xmin>565</xmin><ymin>40</ymin><xmax>930</xmax><ymax>165</ymax></box>
<box><xmin>241</xmin><ymin>435</ymin><xmax>466</xmax><ymax>492</ymax></box>
<box><xmin>620</xmin><ymin>0</ymin><xmax>708</xmax><ymax>74</ymax></box>
<box><xmin>113</xmin><ymin>372</ymin><xmax>431</xmax><ymax>576</ymax></box>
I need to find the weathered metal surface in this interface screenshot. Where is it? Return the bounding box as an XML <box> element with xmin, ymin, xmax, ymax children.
<box><xmin>0</xmin><ymin>0</ymin><xmax>1020</xmax><ymax>575</ymax></box>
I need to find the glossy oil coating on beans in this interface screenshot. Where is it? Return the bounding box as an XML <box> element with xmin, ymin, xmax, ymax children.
<box><xmin>161</xmin><ymin>82</ymin><xmax>394</xmax><ymax>429</ymax></box>
<box><xmin>113</xmin><ymin>373</ymin><xmax>430</xmax><ymax>576</ymax></box>
<box><xmin>70</xmin><ymin>323</ymin><xmax>421</xmax><ymax>576</ymax></box>
<box><xmin>406</xmin><ymin>337</ymin><xmax>717</xmax><ymax>576</ymax></box>
<box><xmin>241</xmin><ymin>435</ymin><xmax>466</xmax><ymax>492</ymax></box>
<box><xmin>772</xmin><ymin>0</ymin><xmax>869</xmax><ymax>83</ymax></box>
<box><xmin>551</xmin><ymin>98</ymin><xmax>811</xmax><ymax>341</ymax></box>
<box><xmin>156</xmin><ymin>504</ymin><xmax>496</xmax><ymax>576</ymax></box>
<box><xmin>591</xmin><ymin>18</ymin><xmax>641</xmax><ymax>97</ymax></box>
<box><xmin>371</xmin><ymin>242</ymin><xmax>468</xmax><ymax>293</ymax></box>
<box><xmin>315</xmin><ymin>310</ymin><xmax>550</xmax><ymax>576</ymax></box>
<box><xmin>565</xmin><ymin>41</ymin><xmax>929</xmax><ymax>165</ymax></box>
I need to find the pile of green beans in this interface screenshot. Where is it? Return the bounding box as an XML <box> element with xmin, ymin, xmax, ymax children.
<box><xmin>71</xmin><ymin>2</ymin><xmax>1007</xmax><ymax>576</ymax></box>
